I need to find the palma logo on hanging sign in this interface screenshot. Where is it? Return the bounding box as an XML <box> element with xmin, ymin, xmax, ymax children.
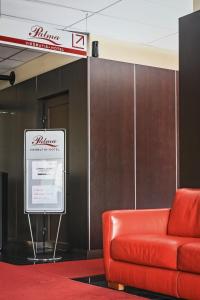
<box><xmin>29</xmin><ymin>25</ymin><xmax>61</xmax><ymax>45</ymax></box>
<box><xmin>32</xmin><ymin>135</ymin><xmax>58</xmax><ymax>148</ymax></box>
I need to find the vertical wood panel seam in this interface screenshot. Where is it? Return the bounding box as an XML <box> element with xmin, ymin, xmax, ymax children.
<box><xmin>87</xmin><ymin>58</ymin><xmax>91</xmax><ymax>251</ymax></box>
<box><xmin>175</xmin><ymin>71</ymin><xmax>178</xmax><ymax>189</ymax></box>
<box><xmin>134</xmin><ymin>64</ymin><xmax>137</xmax><ymax>210</ymax></box>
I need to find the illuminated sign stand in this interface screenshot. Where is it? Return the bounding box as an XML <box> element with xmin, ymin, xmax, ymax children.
<box><xmin>24</xmin><ymin>129</ymin><xmax>66</xmax><ymax>262</ymax></box>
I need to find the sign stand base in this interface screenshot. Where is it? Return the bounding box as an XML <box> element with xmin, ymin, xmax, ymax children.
<box><xmin>27</xmin><ymin>256</ymin><xmax>62</xmax><ymax>263</ymax></box>
<box><xmin>27</xmin><ymin>213</ymin><xmax>63</xmax><ymax>263</ymax></box>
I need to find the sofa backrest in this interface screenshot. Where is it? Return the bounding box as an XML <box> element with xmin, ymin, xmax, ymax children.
<box><xmin>168</xmin><ymin>188</ymin><xmax>200</xmax><ymax>237</ymax></box>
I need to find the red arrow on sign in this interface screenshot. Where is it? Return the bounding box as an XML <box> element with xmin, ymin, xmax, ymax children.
<box><xmin>72</xmin><ymin>33</ymin><xmax>85</xmax><ymax>49</ymax></box>
<box><xmin>75</xmin><ymin>34</ymin><xmax>84</xmax><ymax>46</ymax></box>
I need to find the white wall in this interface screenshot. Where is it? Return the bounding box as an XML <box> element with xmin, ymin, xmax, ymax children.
<box><xmin>89</xmin><ymin>35</ymin><xmax>178</xmax><ymax>70</ymax></box>
<box><xmin>193</xmin><ymin>0</ymin><xmax>200</xmax><ymax>11</ymax></box>
<box><xmin>0</xmin><ymin>52</ymin><xmax>78</xmax><ymax>90</ymax></box>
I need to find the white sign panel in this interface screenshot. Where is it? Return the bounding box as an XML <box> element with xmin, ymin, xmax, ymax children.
<box><xmin>24</xmin><ymin>129</ymin><xmax>66</xmax><ymax>213</ymax></box>
<box><xmin>0</xmin><ymin>18</ymin><xmax>87</xmax><ymax>57</ymax></box>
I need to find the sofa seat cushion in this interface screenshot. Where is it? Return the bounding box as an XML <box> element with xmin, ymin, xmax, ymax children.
<box><xmin>111</xmin><ymin>234</ymin><xmax>197</xmax><ymax>270</ymax></box>
<box><xmin>178</xmin><ymin>242</ymin><xmax>200</xmax><ymax>274</ymax></box>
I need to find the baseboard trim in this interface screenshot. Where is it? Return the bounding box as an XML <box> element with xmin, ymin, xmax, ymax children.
<box><xmin>87</xmin><ymin>249</ymin><xmax>103</xmax><ymax>259</ymax></box>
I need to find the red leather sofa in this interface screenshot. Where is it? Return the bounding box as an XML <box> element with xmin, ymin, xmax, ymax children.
<box><xmin>103</xmin><ymin>188</ymin><xmax>200</xmax><ymax>299</ymax></box>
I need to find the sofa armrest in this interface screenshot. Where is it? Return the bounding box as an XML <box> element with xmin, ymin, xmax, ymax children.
<box><xmin>102</xmin><ymin>208</ymin><xmax>170</xmax><ymax>278</ymax></box>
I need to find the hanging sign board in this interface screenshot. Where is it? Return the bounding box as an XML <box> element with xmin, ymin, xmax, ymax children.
<box><xmin>0</xmin><ymin>18</ymin><xmax>87</xmax><ymax>57</ymax></box>
<box><xmin>24</xmin><ymin>129</ymin><xmax>66</xmax><ymax>214</ymax></box>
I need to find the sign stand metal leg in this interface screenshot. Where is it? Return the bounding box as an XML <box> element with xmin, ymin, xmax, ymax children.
<box><xmin>27</xmin><ymin>213</ymin><xmax>62</xmax><ymax>263</ymax></box>
<box><xmin>28</xmin><ymin>214</ymin><xmax>36</xmax><ymax>260</ymax></box>
<box><xmin>42</xmin><ymin>213</ymin><xmax>46</xmax><ymax>255</ymax></box>
<box><xmin>53</xmin><ymin>214</ymin><xmax>62</xmax><ymax>259</ymax></box>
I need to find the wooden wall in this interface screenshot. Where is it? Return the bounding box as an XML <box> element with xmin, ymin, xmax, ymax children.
<box><xmin>136</xmin><ymin>65</ymin><xmax>176</xmax><ymax>209</ymax></box>
<box><xmin>0</xmin><ymin>80</ymin><xmax>38</xmax><ymax>241</ymax></box>
<box><xmin>89</xmin><ymin>58</ymin><xmax>177</xmax><ymax>249</ymax></box>
<box><xmin>0</xmin><ymin>57</ymin><xmax>178</xmax><ymax>253</ymax></box>
<box><xmin>0</xmin><ymin>59</ymin><xmax>88</xmax><ymax>251</ymax></box>
<box><xmin>90</xmin><ymin>59</ymin><xmax>135</xmax><ymax>250</ymax></box>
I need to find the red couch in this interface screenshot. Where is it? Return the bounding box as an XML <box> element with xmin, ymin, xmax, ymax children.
<box><xmin>103</xmin><ymin>188</ymin><xmax>200</xmax><ymax>299</ymax></box>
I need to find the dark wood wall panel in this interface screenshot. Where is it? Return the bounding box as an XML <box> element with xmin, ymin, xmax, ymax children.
<box><xmin>0</xmin><ymin>80</ymin><xmax>39</xmax><ymax>241</ymax></box>
<box><xmin>0</xmin><ymin>57</ymin><xmax>178</xmax><ymax>254</ymax></box>
<box><xmin>0</xmin><ymin>59</ymin><xmax>88</xmax><ymax>252</ymax></box>
<box><xmin>16</xmin><ymin>79</ymin><xmax>39</xmax><ymax>242</ymax></box>
<box><xmin>90</xmin><ymin>58</ymin><xmax>135</xmax><ymax>249</ymax></box>
<box><xmin>37</xmin><ymin>60</ymin><xmax>88</xmax><ymax>250</ymax></box>
<box><xmin>61</xmin><ymin>60</ymin><xmax>88</xmax><ymax>250</ymax></box>
<box><xmin>0</xmin><ymin>86</ymin><xmax>19</xmax><ymax>240</ymax></box>
<box><xmin>37</xmin><ymin>68</ymin><xmax>61</xmax><ymax>99</ymax></box>
<box><xmin>136</xmin><ymin>65</ymin><xmax>176</xmax><ymax>209</ymax></box>
<box><xmin>35</xmin><ymin>60</ymin><xmax>88</xmax><ymax>250</ymax></box>
<box><xmin>179</xmin><ymin>11</ymin><xmax>200</xmax><ymax>187</ymax></box>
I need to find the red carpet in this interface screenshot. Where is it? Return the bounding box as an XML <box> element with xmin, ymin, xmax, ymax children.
<box><xmin>0</xmin><ymin>260</ymin><xmax>147</xmax><ymax>300</ymax></box>
<box><xmin>23</xmin><ymin>258</ymin><xmax>105</xmax><ymax>278</ymax></box>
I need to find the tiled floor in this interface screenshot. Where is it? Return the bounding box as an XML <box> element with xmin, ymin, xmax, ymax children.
<box><xmin>74</xmin><ymin>275</ymin><xmax>182</xmax><ymax>300</ymax></box>
<box><xmin>0</xmin><ymin>242</ymin><xmax>87</xmax><ymax>265</ymax></box>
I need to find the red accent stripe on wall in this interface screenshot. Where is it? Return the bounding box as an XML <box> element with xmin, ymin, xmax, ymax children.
<box><xmin>0</xmin><ymin>35</ymin><xmax>87</xmax><ymax>56</ymax></box>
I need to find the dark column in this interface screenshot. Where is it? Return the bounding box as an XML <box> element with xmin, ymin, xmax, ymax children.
<box><xmin>179</xmin><ymin>11</ymin><xmax>200</xmax><ymax>187</ymax></box>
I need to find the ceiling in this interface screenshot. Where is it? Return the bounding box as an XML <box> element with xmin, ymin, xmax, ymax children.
<box><xmin>0</xmin><ymin>0</ymin><xmax>193</xmax><ymax>74</ymax></box>
<box><xmin>0</xmin><ymin>45</ymin><xmax>45</xmax><ymax>74</ymax></box>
